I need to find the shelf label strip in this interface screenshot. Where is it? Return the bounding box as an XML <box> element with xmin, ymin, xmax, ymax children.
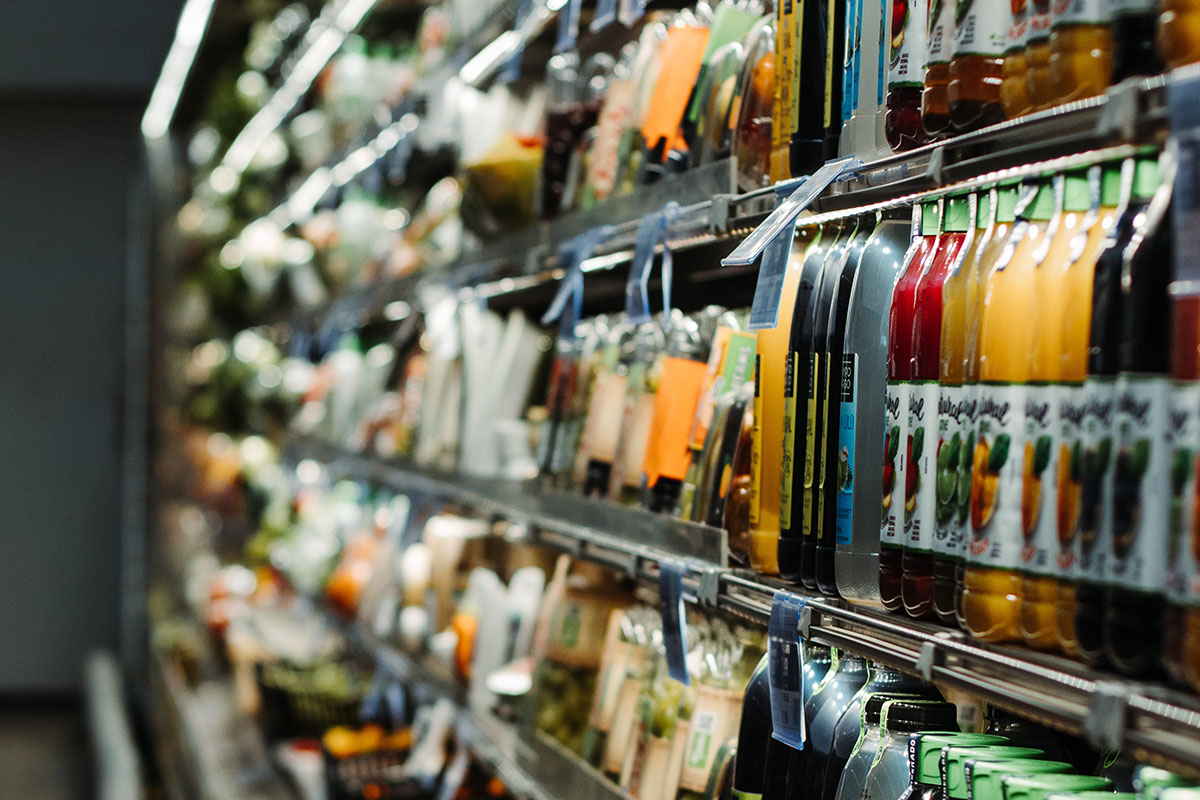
<box><xmin>767</xmin><ymin>590</ymin><xmax>806</xmax><ymax>750</ymax></box>
<box><xmin>660</xmin><ymin>561</ymin><xmax>690</xmax><ymax>686</ymax></box>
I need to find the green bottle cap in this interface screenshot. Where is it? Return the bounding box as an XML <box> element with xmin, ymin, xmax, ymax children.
<box><xmin>944</xmin><ymin>747</ymin><xmax>1047</xmax><ymax>800</ymax></box>
<box><xmin>1001</xmin><ymin>774</ymin><xmax>1113</xmax><ymax>800</ymax></box>
<box><xmin>1064</xmin><ymin>171</ymin><xmax>1090</xmax><ymax>213</ymax></box>
<box><xmin>977</xmin><ymin>192</ymin><xmax>992</xmax><ymax>228</ymax></box>
<box><xmin>1101</xmin><ymin>164</ymin><xmax>1123</xmax><ymax>207</ymax></box>
<box><xmin>1134</xmin><ymin>766</ymin><xmax>1190</xmax><ymax>798</ymax></box>
<box><xmin>944</xmin><ymin>195</ymin><xmax>971</xmax><ymax>233</ymax></box>
<box><xmin>922</xmin><ymin>201</ymin><xmax>942</xmax><ymax>236</ymax></box>
<box><xmin>1132</xmin><ymin>156</ymin><xmax>1161</xmax><ymax>201</ymax></box>
<box><xmin>344</xmin><ymin>35</ymin><xmax>368</xmax><ymax>55</ymax></box>
<box><xmin>1027</xmin><ymin>181</ymin><xmax>1056</xmax><ymax>221</ymax></box>
<box><xmin>1047</xmin><ymin>793</ymin><xmax>1137</xmax><ymax>800</ymax></box>
<box><xmin>968</xmin><ymin>760</ymin><xmax>1072</xmax><ymax>800</ymax></box>
<box><xmin>1159</xmin><ymin>790</ymin><xmax>1200</xmax><ymax>800</ymax></box>
<box><xmin>995</xmin><ymin>186</ymin><xmax>1019</xmax><ymax>223</ymax></box>
<box><xmin>916</xmin><ymin>733</ymin><xmax>1008</xmax><ymax>784</ymax></box>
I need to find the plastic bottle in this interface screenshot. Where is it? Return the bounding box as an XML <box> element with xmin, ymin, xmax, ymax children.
<box><xmin>1025</xmin><ymin>0</ymin><xmax>1055</xmax><ymax>111</ymax></box>
<box><xmin>761</xmin><ymin>644</ymin><xmax>834</xmax><ymax>800</ymax></box>
<box><xmin>900</xmin><ymin>733</ymin><xmax>1010</xmax><ymax>800</ymax></box>
<box><xmin>941</xmin><ymin>746</ymin><xmax>1050</xmax><ymax>800</ymax></box>
<box><xmin>825</xmin><ymin>0</ymin><xmax>851</xmax><ymax>159</ymax></box>
<box><xmin>787</xmin><ymin>654</ymin><xmax>871</xmax><ymax>800</ymax></box>
<box><xmin>935</xmin><ymin>193</ymin><xmax>986</xmax><ymax>625</ymax></box>
<box><xmin>948</xmin><ymin>0</ymin><xmax>1008</xmax><ymax>131</ymax></box>
<box><xmin>861</xmin><ymin>700</ymin><xmax>961</xmax><ymax>800</ymax></box>
<box><xmin>923</xmin><ymin>0</ymin><xmax>956</xmax><ymax>139</ymax></box>
<box><xmin>1103</xmin><ymin>150</ymin><xmax>1173</xmax><ymax>676</ymax></box>
<box><xmin>789</xmin><ymin>0</ymin><xmax>833</xmax><ymax>176</ymax></box>
<box><xmin>749</xmin><ymin>228</ymin><xmax>816</xmax><ymax>574</ymax></box>
<box><xmin>1159</xmin><ymin>1</ymin><xmax>1200</xmax><ymax>68</ymax></box>
<box><xmin>964</xmin><ymin>180</ymin><xmax>1057</xmax><ymax>643</ymax></box>
<box><xmin>968</xmin><ymin>761</ymin><xmax>1074</xmax><ymax>800</ymax></box>
<box><xmin>731</xmin><ymin>655</ymin><xmax>772</xmax><ymax>800</ymax></box>
<box><xmin>1133</xmin><ymin>766</ymin><xmax>1190</xmax><ymax>800</ymax></box>
<box><xmin>1050</xmin><ymin>794</ymin><xmax>1137</xmax><ymax>800</ymax></box>
<box><xmin>842</xmin><ymin>0</ymin><xmax>893</xmax><ymax>158</ymax></box>
<box><xmin>837</xmin><ymin>697</ymin><xmax>960</xmax><ymax>800</ymax></box>
<box><xmin>904</xmin><ymin>196</ymin><xmax>970</xmax><ymax>619</ymax></box>
<box><xmin>1001</xmin><ymin>5</ymin><xmax>1033</xmax><ymax>120</ymax></box>
<box><xmin>1049</xmin><ymin>2</ymin><xmax>1114</xmax><ymax>104</ymax></box>
<box><xmin>885</xmin><ymin>0</ymin><xmax>929</xmax><ymax>150</ymax></box>
<box><xmin>1020</xmin><ymin>172</ymin><xmax>1093</xmax><ymax>651</ymax></box>
<box><xmin>1112</xmin><ymin>0</ymin><xmax>1165</xmax><ymax>82</ymax></box>
<box><xmin>837</xmin><ymin>218</ymin><xmax>913</xmax><ymax>605</ymax></box>
<box><xmin>1055</xmin><ymin>164</ymin><xmax>1122</xmax><ymax>656</ymax></box>
<box><xmin>781</xmin><ymin>223</ymin><xmax>845</xmax><ymax>584</ymax></box>
<box><xmin>1001</xmin><ymin>774</ymin><xmax>1114</xmax><ymax>800</ymax></box>
<box><xmin>883</xmin><ymin>204</ymin><xmax>941</xmax><ymax>611</ymax></box>
<box><xmin>1074</xmin><ymin>158</ymin><xmax>1151</xmax><ymax>665</ymax></box>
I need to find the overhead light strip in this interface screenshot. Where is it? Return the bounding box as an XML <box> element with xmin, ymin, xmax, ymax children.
<box><xmin>140</xmin><ymin>0</ymin><xmax>218</xmax><ymax>140</ymax></box>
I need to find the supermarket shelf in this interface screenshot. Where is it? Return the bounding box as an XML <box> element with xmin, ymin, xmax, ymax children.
<box><xmin>342</xmin><ymin>623</ymin><xmax>632</xmax><ymax>800</ymax></box>
<box><xmin>295</xmin><ymin>439</ymin><xmax>1200</xmax><ymax>777</ymax></box>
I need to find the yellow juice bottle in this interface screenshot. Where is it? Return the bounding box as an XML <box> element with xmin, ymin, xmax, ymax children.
<box><xmin>964</xmin><ymin>179</ymin><xmax>1057</xmax><ymax>643</ymax></box>
<box><xmin>1019</xmin><ymin>171</ymin><xmax>1092</xmax><ymax>651</ymax></box>
<box><xmin>1054</xmin><ymin>163</ymin><xmax>1123</xmax><ymax>656</ymax></box>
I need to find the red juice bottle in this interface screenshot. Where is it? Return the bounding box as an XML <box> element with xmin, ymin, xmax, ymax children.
<box><xmin>886</xmin><ymin>0</ymin><xmax>930</xmax><ymax>151</ymax></box>
<box><xmin>903</xmin><ymin>194</ymin><xmax>969</xmax><ymax>619</ymax></box>
<box><xmin>882</xmin><ymin>201</ymin><xmax>941</xmax><ymax>611</ymax></box>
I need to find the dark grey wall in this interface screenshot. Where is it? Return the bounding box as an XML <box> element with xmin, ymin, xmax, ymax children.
<box><xmin>0</xmin><ymin>2</ymin><xmax>181</xmax><ymax>693</ymax></box>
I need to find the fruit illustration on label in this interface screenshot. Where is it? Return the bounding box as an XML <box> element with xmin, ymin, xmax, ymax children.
<box><xmin>958</xmin><ymin>0</ymin><xmax>973</xmax><ymax>25</ymax></box>
<box><xmin>892</xmin><ymin>0</ymin><xmax>910</xmax><ymax>65</ymax></box>
<box><xmin>1112</xmin><ymin>439</ymin><xmax>1150</xmax><ymax>561</ymax></box>
<box><xmin>839</xmin><ymin>446</ymin><xmax>853</xmax><ymax>492</ymax></box>
<box><xmin>883</xmin><ymin>424</ymin><xmax>900</xmax><ymax>513</ymax></box>
<box><xmin>1169</xmin><ymin>448</ymin><xmax>1191</xmax><ymax>569</ymax></box>
<box><xmin>905</xmin><ymin>428</ymin><xmax>923</xmax><ymax>523</ymax></box>
<box><xmin>1057</xmin><ymin>441</ymin><xmax>1082</xmax><ymax>549</ymax></box>
<box><xmin>1021</xmin><ymin>436</ymin><xmax>1052</xmax><ymax>537</ymax></box>
<box><xmin>958</xmin><ymin>430</ymin><xmax>974</xmax><ymax>524</ymax></box>
<box><xmin>1078</xmin><ymin>437</ymin><xmax>1112</xmax><ymax>555</ymax></box>
<box><xmin>936</xmin><ymin>432</ymin><xmax>962</xmax><ymax>524</ymax></box>
<box><xmin>970</xmin><ymin>434</ymin><xmax>1009</xmax><ymax>532</ymax></box>
<box><xmin>1011</xmin><ymin>0</ymin><xmax>1026</xmax><ymax>16</ymax></box>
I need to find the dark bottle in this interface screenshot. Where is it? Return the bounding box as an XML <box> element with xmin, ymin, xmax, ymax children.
<box><xmin>818</xmin><ymin>220</ymin><xmax>878</xmax><ymax>595</ymax></box>
<box><xmin>790</xmin><ymin>0</ymin><xmax>831</xmax><ymax>176</ymax></box>
<box><xmin>820</xmin><ymin>667</ymin><xmax>942</xmax><ymax>800</ymax></box>
<box><xmin>1103</xmin><ymin>151</ymin><xmax>1173</xmax><ymax>677</ymax></box>
<box><xmin>780</xmin><ymin>223</ymin><xmax>845</xmax><ymax>584</ymax></box>
<box><xmin>824</xmin><ymin>0</ymin><xmax>850</xmax><ymax>159</ymax></box>
<box><xmin>885</xmin><ymin>0</ymin><xmax>929</xmax><ymax>150</ymax></box>
<box><xmin>860</xmin><ymin>701</ymin><xmax>962</xmax><ymax>800</ymax></box>
<box><xmin>790</xmin><ymin>653</ymin><xmax>871</xmax><ymax>800</ymax></box>
<box><xmin>1076</xmin><ymin>158</ymin><xmax>1153</xmax><ymax>666</ymax></box>
<box><xmin>732</xmin><ymin>655</ymin><xmax>773</xmax><ymax>800</ymax></box>
<box><xmin>762</xmin><ymin>644</ymin><xmax>834</xmax><ymax>800</ymax></box>
<box><xmin>947</xmin><ymin>2</ymin><xmax>1007</xmax><ymax>132</ymax></box>
<box><xmin>1111</xmin><ymin>1</ymin><xmax>1164</xmax><ymax>83</ymax></box>
<box><xmin>980</xmin><ymin>708</ymin><xmax>1073</xmax><ymax>763</ymax></box>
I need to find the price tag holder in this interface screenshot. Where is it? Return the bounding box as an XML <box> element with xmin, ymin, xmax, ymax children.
<box><xmin>626</xmin><ymin>204</ymin><xmax>677</xmax><ymax>324</ymax></box>
<box><xmin>618</xmin><ymin>0</ymin><xmax>647</xmax><ymax>26</ymax></box>
<box><xmin>499</xmin><ymin>0</ymin><xmax>532</xmax><ymax>83</ymax></box>
<box><xmin>746</xmin><ymin>181</ymin><xmax>800</xmax><ymax>330</ymax></box>
<box><xmin>659</xmin><ymin>561</ymin><xmax>690</xmax><ymax>685</ymax></box>
<box><xmin>555</xmin><ymin>0</ymin><xmax>583</xmax><ymax>53</ymax></box>
<box><xmin>1169</xmin><ymin>69</ymin><xmax>1200</xmax><ymax>290</ymax></box>
<box><xmin>591</xmin><ymin>0</ymin><xmax>617</xmax><ymax>32</ymax></box>
<box><xmin>767</xmin><ymin>590</ymin><xmax>806</xmax><ymax>749</ymax></box>
<box><xmin>541</xmin><ymin>225</ymin><xmax>615</xmax><ymax>338</ymax></box>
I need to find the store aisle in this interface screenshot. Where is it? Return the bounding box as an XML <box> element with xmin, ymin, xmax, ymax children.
<box><xmin>0</xmin><ymin>708</ymin><xmax>88</xmax><ymax>800</ymax></box>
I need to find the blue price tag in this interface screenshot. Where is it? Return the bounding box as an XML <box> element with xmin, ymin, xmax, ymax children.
<box><xmin>386</xmin><ymin>680</ymin><xmax>407</xmax><ymax>729</ymax></box>
<box><xmin>618</xmin><ymin>0</ymin><xmax>647</xmax><ymax>26</ymax></box>
<box><xmin>591</xmin><ymin>0</ymin><xmax>617</xmax><ymax>32</ymax></box>
<box><xmin>555</xmin><ymin>0</ymin><xmax>582</xmax><ymax>53</ymax></box>
<box><xmin>625</xmin><ymin>203</ymin><xmax>681</xmax><ymax>324</ymax></box>
<box><xmin>746</xmin><ymin>213</ymin><xmax>797</xmax><ymax>330</ymax></box>
<box><xmin>541</xmin><ymin>225</ymin><xmax>615</xmax><ymax>337</ymax></box>
<box><xmin>659</xmin><ymin>562</ymin><xmax>690</xmax><ymax>685</ymax></box>
<box><xmin>499</xmin><ymin>0</ymin><xmax>532</xmax><ymax>83</ymax></box>
<box><xmin>767</xmin><ymin>590</ymin><xmax>806</xmax><ymax>749</ymax></box>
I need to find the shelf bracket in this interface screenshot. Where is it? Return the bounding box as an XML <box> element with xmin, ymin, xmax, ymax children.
<box><xmin>915</xmin><ymin>641</ymin><xmax>939</xmax><ymax>682</ymax></box>
<box><xmin>1084</xmin><ymin>680</ymin><xmax>1130</xmax><ymax>751</ymax></box>
<box><xmin>708</xmin><ymin>194</ymin><xmax>732</xmax><ymax>235</ymax></box>
<box><xmin>696</xmin><ymin>567</ymin><xmax>722</xmax><ymax>607</ymax></box>
<box><xmin>797</xmin><ymin>604</ymin><xmax>813</xmax><ymax>640</ymax></box>
<box><xmin>924</xmin><ymin>146</ymin><xmax>946</xmax><ymax>187</ymax></box>
<box><xmin>1097</xmin><ymin>80</ymin><xmax>1139</xmax><ymax>142</ymax></box>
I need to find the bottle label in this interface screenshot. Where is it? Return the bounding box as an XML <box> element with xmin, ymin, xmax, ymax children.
<box><xmin>927</xmin><ymin>0</ymin><xmax>955</xmax><ymax>66</ymax></box>
<box><xmin>967</xmin><ymin>383</ymin><xmax>1026</xmax><ymax>569</ymax></box>
<box><xmin>883</xmin><ymin>380</ymin><xmax>909</xmax><ymax>547</ymax></box>
<box><xmin>1108</xmin><ymin>375</ymin><xmax>1171</xmax><ymax>593</ymax></box>
<box><xmin>1168</xmin><ymin>381</ymin><xmax>1200</xmax><ymax>607</ymax></box>
<box><xmin>1020</xmin><ymin>384</ymin><xmax>1059</xmax><ymax>576</ymax></box>
<box><xmin>680</xmin><ymin>684</ymin><xmax>743</xmax><ymax>791</ymax></box>
<box><xmin>888</xmin><ymin>0</ymin><xmax>928</xmax><ymax>87</ymax></box>
<box><xmin>803</xmin><ymin>352</ymin><xmax>821</xmax><ymax>540</ymax></box>
<box><xmin>750</xmin><ymin>355</ymin><xmax>763</xmax><ymax>526</ymax></box>
<box><xmin>1027</xmin><ymin>0</ymin><xmax>1051</xmax><ymax>44</ymax></box>
<box><xmin>782</xmin><ymin>352</ymin><xmax>799</xmax><ymax>530</ymax></box>
<box><xmin>1006</xmin><ymin>2</ymin><xmax>1028</xmax><ymax>54</ymax></box>
<box><xmin>817</xmin><ymin>356</ymin><xmax>834</xmax><ymax>536</ymax></box>
<box><xmin>1056</xmin><ymin>382</ymin><xmax>1088</xmax><ymax>579</ymax></box>
<box><xmin>1052</xmin><ymin>0</ymin><xmax>1112</xmax><ymax>27</ymax></box>
<box><xmin>837</xmin><ymin>354</ymin><xmax>858</xmax><ymax>547</ymax></box>
<box><xmin>954</xmin><ymin>0</ymin><xmax>1008</xmax><ymax>58</ymax></box>
<box><xmin>1078</xmin><ymin>376</ymin><xmax>1116</xmax><ymax>585</ymax></box>
<box><xmin>908</xmin><ymin>381</ymin><xmax>939</xmax><ymax>553</ymax></box>
<box><xmin>1111</xmin><ymin>0</ymin><xmax>1155</xmax><ymax>16</ymax></box>
<box><xmin>935</xmin><ymin>384</ymin><xmax>975</xmax><ymax>559</ymax></box>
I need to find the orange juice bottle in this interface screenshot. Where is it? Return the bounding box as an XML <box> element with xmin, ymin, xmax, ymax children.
<box><xmin>1025</xmin><ymin>0</ymin><xmax>1055</xmax><ymax>111</ymax></box>
<box><xmin>1053</xmin><ymin>163</ymin><xmax>1122</xmax><ymax>656</ymax></box>
<box><xmin>964</xmin><ymin>179</ymin><xmax>1057</xmax><ymax>643</ymax></box>
<box><xmin>1159</xmin><ymin>1</ymin><xmax>1200</xmax><ymax>68</ymax></box>
<box><xmin>1019</xmin><ymin>171</ymin><xmax>1092</xmax><ymax>651</ymax></box>
<box><xmin>750</xmin><ymin>227</ymin><xmax>816</xmax><ymax>574</ymax></box>
<box><xmin>1001</xmin><ymin>4</ymin><xmax>1033</xmax><ymax>120</ymax></box>
<box><xmin>1049</xmin><ymin>1</ymin><xmax>1114</xmax><ymax>104</ymax></box>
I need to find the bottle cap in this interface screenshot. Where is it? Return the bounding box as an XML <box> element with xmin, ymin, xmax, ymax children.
<box><xmin>1064</xmin><ymin>171</ymin><xmax>1090</xmax><ymax>213</ymax></box>
<box><xmin>863</xmin><ymin>691</ymin><xmax>918</xmax><ymax>725</ymax></box>
<box><xmin>881</xmin><ymin>700</ymin><xmax>959</xmax><ymax>733</ymax></box>
<box><xmin>1000</xmin><ymin>774</ymin><xmax>1112</xmax><ymax>800</ymax></box>
<box><xmin>943</xmin><ymin>747</ymin><xmax>1046</xmax><ymax>800</ymax></box>
<box><xmin>915</xmin><ymin>733</ymin><xmax>1008</xmax><ymax>784</ymax></box>
<box><xmin>995</xmin><ymin>185</ymin><xmax>1019</xmax><ymax>223</ymax></box>
<box><xmin>1132</xmin><ymin>156</ymin><xmax>1161</xmax><ymax>201</ymax></box>
<box><xmin>1101</xmin><ymin>163</ymin><xmax>1123</xmax><ymax>208</ymax></box>
<box><xmin>1047</xmin><ymin>793</ymin><xmax>1137</xmax><ymax>800</ymax></box>
<box><xmin>1027</xmin><ymin>181</ymin><xmax>1056</xmax><ymax>221</ymax></box>
<box><xmin>967</xmin><ymin>760</ymin><xmax>1071</xmax><ymax>800</ymax></box>
<box><xmin>944</xmin><ymin>195</ymin><xmax>971</xmax><ymax>233</ymax></box>
<box><xmin>976</xmin><ymin>192</ymin><xmax>991</xmax><ymax>229</ymax></box>
<box><xmin>922</xmin><ymin>201</ymin><xmax>942</xmax><ymax>237</ymax></box>
<box><xmin>1133</xmin><ymin>766</ymin><xmax>1189</xmax><ymax>799</ymax></box>
<box><xmin>1159</xmin><ymin>790</ymin><xmax>1200</xmax><ymax>800</ymax></box>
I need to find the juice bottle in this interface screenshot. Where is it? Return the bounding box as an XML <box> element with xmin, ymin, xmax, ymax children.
<box><xmin>1159</xmin><ymin>0</ymin><xmax>1200</xmax><ymax>68</ymax></box>
<box><xmin>1020</xmin><ymin>171</ymin><xmax>1093</xmax><ymax>651</ymax></box>
<box><xmin>818</xmin><ymin>220</ymin><xmax>879</xmax><ymax>594</ymax></box>
<box><xmin>750</xmin><ymin>227</ymin><xmax>816</xmax><ymax>575</ymax></box>
<box><xmin>1054</xmin><ymin>164</ymin><xmax>1123</xmax><ymax>656</ymax></box>
<box><xmin>948</xmin><ymin>0</ymin><xmax>1008</xmax><ymax>131</ymax></box>
<box><xmin>903</xmin><ymin>195</ymin><xmax>970</xmax><ymax>619</ymax></box>
<box><xmin>923</xmin><ymin>0</ymin><xmax>956</xmax><ymax>139</ymax></box>
<box><xmin>762</xmin><ymin>644</ymin><xmax>834</xmax><ymax>800</ymax></box>
<box><xmin>885</xmin><ymin>0</ymin><xmax>929</xmax><ymax>150</ymax></box>
<box><xmin>1049</xmin><ymin>1</ymin><xmax>1114</xmax><ymax>104</ymax></box>
<box><xmin>790</xmin><ymin>0</ymin><xmax>834</xmax><ymax>176</ymax></box>
<box><xmin>1025</xmin><ymin>0</ymin><xmax>1055</xmax><ymax>111</ymax></box>
<box><xmin>1104</xmin><ymin>152</ymin><xmax>1172</xmax><ymax>677</ymax></box>
<box><xmin>934</xmin><ymin>192</ymin><xmax>987</xmax><ymax>626</ymax></box>
<box><xmin>774</xmin><ymin>0</ymin><xmax>795</xmax><ymax>181</ymax></box>
<box><xmin>836</xmin><ymin>217</ymin><xmax>913</xmax><ymax>606</ymax></box>
<box><xmin>1075</xmin><ymin>158</ymin><xmax>1149</xmax><ymax>666</ymax></box>
<box><xmin>1112</xmin><ymin>0</ymin><xmax>1165</xmax><ymax>82</ymax></box>
<box><xmin>1001</xmin><ymin>4</ymin><xmax>1033</xmax><ymax>120</ymax></box>
<box><xmin>964</xmin><ymin>179</ymin><xmax>1057</xmax><ymax>643</ymax></box>
<box><xmin>781</xmin><ymin>223</ymin><xmax>843</xmax><ymax>584</ymax></box>
<box><xmin>882</xmin><ymin>203</ymin><xmax>940</xmax><ymax>611</ymax></box>
<box><xmin>805</xmin><ymin>220</ymin><xmax>869</xmax><ymax>589</ymax></box>
<box><xmin>825</xmin><ymin>0</ymin><xmax>851</xmax><ymax>159</ymax></box>
<box><xmin>732</xmin><ymin>655</ymin><xmax>772</xmax><ymax>800</ymax></box>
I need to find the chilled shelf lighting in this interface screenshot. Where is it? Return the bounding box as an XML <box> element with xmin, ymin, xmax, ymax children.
<box><xmin>141</xmin><ymin>0</ymin><xmax>217</xmax><ymax>140</ymax></box>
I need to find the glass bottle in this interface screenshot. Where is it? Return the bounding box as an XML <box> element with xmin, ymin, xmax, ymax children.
<box><xmin>1049</xmin><ymin>2</ymin><xmax>1114</xmax><ymax>104</ymax></box>
<box><xmin>948</xmin><ymin>0</ymin><xmax>1007</xmax><ymax>131</ymax></box>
